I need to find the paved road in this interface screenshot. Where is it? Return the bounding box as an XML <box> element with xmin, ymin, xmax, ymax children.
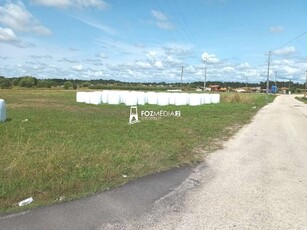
<box><xmin>123</xmin><ymin>95</ymin><xmax>307</xmax><ymax>229</ymax></box>
<box><xmin>0</xmin><ymin>166</ymin><xmax>193</xmax><ymax>230</ymax></box>
<box><xmin>1</xmin><ymin>95</ymin><xmax>307</xmax><ymax>230</ymax></box>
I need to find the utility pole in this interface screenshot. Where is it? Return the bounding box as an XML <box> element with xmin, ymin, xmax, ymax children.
<box><xmin>180</xmin><ymin>66</ymin><xmax>183</xmax><ymax>89</ymax></box>
<box><xmin>266</xmin><ymin>51</ymin><xmax>272</xmax><ymax>103</ymax></box>
<box><xmin>203</xmin><ymin>56</ymin><xmax>208</xmax><ymax>92</ymax></box>
<box><xmin>305</xmin><ymin>71</ymin><xmax>307</xmax><ymax>98</ymax></box>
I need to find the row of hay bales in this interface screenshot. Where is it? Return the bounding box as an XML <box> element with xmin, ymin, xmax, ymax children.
<box><xmin>76</xmin><ymin>91</ymin><xmax>220</xmax><ymax>106</ymax></box>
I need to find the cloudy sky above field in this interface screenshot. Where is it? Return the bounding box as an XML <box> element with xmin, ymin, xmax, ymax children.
<box><xmin>1</xmin><ymin>0</ymin><xmax>307</xmax><ymax>83</ymax></box>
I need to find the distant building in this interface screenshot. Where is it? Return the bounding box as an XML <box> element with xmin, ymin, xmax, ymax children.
<box><xmin>209</xmin><ymin>85</ymin><xmax>221</xmax><ymax>91</ymax></box>
<box><xmin>280</xmin><ymin>87</ymin><xmax>289</xmax><ymax>94</ymax></box>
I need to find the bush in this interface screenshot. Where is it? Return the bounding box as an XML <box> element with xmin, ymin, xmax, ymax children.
<box><xmin>19</xmin><ymin>76</ymin><xmax>38</xmax><ymax>88</ymax></box>
<box><xmin>63</xmin><ymin>81</ymin><xmax>72</xmax><ymax>90</ymax></box>
<box><xmin>0</xmin><ymin>78</ymin><xmax>12</xmax><ymax>89</ymax></box>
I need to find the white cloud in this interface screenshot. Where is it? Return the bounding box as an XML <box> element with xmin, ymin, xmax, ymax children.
<box><xmin>201</xmin><ymin>52</ymin><xmax>220</xmax><ymax>64</ymax></box>
<box><xmin>154</xmin><ymin>60</ymin><xmax>163</xmax><ymax>68</ymax></box>
<box><xmin>96</xmin><ymin>53</ymin><xmax>108</xmax><ymax>59</ymax></box>
<box><xmin>31</xmin><ymin>0</ymin><xmax>70</xmax><ymax>8</ymax></box>
<box><xmin>151</xmin><ymin>10</ymin><xmax>174</xmax><ymax>30</ymax></box>
<box><xmin>0</xmin><ymin>27</ymin><xmax>33</xmax><ymax>48</ymax></box>
<box><xmin>147</xmin><ymin>51</ymin><xmax>158</xmax><ymax>59</ymax></box>
<box><xmin>157</xmin><ymin>21</ymin><xmax>174</xmax><ymax>30</ymax></box>
<box><xmin>0</xmin><ymin>27</ymin><xmax>19</xmax><ymax>42</ymax></box>
<box><xmin>282</xmin><ymin>66</ymin><xmax>299</xmax><ymax>75</ymax></box>
<box><xmin>221</xmin><ymin>66</ymin><xmax>235</xmax><ymax>72</ymax></box>
<box><xmin>151</xmin><ymin>10</ymin><xmax>168</xmax><ymax>21</ymax></box>
<box><xmin>31</xmin><ymin>0</ymin><xmax>109</xmax><ymax>9</ymax></box>
<box><xmin>273</xmin><ymin>46</ymin><xmax>296</xmax><ymax>56</ymax></box>
<box><xmin>270</xmin><ymin>25</ymin><xmax>284</xmax><ymax>33</ymax></box>
<box><xmin>0</xmin><ymin>1</ymin><xmax>51</xmax><ymax>35</ymax></box>
<box><xmin>135</xmin><ymin>61</ymin><xmax>151</xmax><ymax>68</ymax></box>
<box><xmin>238</xmin><ymin>62</ymin><xmax>250</xmax><ymax>68</ymax></box>
<box><xmin>73</xmin><ymin>16</ymin><xmax>116</xmax><ymax>35</ymax></box>
<box><xmin>72</xmin><ymin>64</ymin><xmax>84</xmax><ymax>71</ymax></box>
<box><xmin>58</xmin><ymin>58</ymin><xmax>78</xmax><ymax>63</ymax></box>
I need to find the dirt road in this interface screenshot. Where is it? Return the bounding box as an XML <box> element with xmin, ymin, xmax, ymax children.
<box><xmin>123</xmin><ymin>95</ymin><xmax>307</xmax><ymax>229</ymax></box>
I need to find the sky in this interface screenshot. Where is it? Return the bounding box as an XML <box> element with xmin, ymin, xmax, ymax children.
<box><xmin>1</xmin><ymin>0</ymin><xmax>307</xmax><ymax>83</ymax></box>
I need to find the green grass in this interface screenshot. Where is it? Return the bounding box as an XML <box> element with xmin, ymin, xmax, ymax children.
<box><xmin>0</xmin><ymin>89</ymin><xmax>275</xmax><ymax>213</ymax></box>
<box><xmin>295</xmin><ymin>96</ymin><xmax>307</xmax><ymax>104</ymax></box>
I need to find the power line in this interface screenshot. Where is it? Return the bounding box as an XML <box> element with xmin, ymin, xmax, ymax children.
<box><xmin>154</xmin><ymin>0</ymin><xmax>186</xmax><ymax>43</ymax></box>
<box><xmin>273</xmin><ymin>29</ymin><xmax>307</xmax><ymax>52</ymax></box>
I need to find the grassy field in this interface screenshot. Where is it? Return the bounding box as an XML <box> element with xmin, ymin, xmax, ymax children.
<box><xmin>0</xmin><ymin>89</ymin><xmax>275</xmax><ymax>213</ymax></box>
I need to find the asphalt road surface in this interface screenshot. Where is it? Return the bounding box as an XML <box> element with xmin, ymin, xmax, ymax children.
<box><xmin>1</xmin><ymin>95</ymin><xmax>307</xmax><ymax>229</ymax></box>
<box><xmin>124</xmin><ymin>95</ymin><xmax>307</xmax><ymax>230</ymax></box>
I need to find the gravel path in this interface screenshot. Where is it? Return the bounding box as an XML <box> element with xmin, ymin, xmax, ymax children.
<box><xmin>123</xmin><ymin>95</ymin><xmax>307</xmax><ymax>230</ymax></box>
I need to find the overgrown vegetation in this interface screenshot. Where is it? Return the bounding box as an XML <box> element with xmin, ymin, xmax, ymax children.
<box><xmin>0</xmin><ymin>89</ymin><xmax>275</xmax><ymax>213</ymax></box>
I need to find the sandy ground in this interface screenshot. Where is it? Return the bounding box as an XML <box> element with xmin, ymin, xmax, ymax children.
<box><xmin>121</xmin><ymin>95</ymin><xmax>307</xmax><ymax>230</ymax></box>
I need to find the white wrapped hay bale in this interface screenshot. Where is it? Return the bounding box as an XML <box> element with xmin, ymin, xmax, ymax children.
<box><xmin>89</xmin><ymin>92</ymin><xmax>102</xmax><ymax>105</ymax></box>
<box><xmin>107</xmin><ymin>91</ymin><xmax>121</xmax><ymax>105</ymax></box>
<box><xmin>101</xmin><ymin>91</ymin><xmax>109</xmax><ymax>103</ymax></box>
<box><xmin>136</xmin><ymin>92</ymin><xmax>146</xmax><ymax>105</ymax></box>
<box><xmin>76</xmin><ymin>92</ymin><xmax>88</xmax><ymax>103</ymax></box>
<box><xmin>188</xmin><ymin>94</ymin><xmax>202</xmax><ymax>106</ymax></box>
<box><xmin>147</xmin><ymin>92</ymin><xmax>158</xmax><ymax>105</ymax></box>
<box><xmin>84</xmin><ymin>92</ymin><xmax>90</xmax><ymax>104</ymax></box>
<box><xmin>175</xmin><ymin>93</ymin><xmax>188</xmax><ymax>106</ymax></box>
<box><xmin>157</xmin><ymin>93</ymin><xmax>170</xmax><ymax>106</ymax></box>
<box><xmin>0</xmin><ymin>99</ymin><xmax>6</xmax><ymax>122</ymax></box>
<box><xmin>202</xmin><ymin>94</ymin><xmax>211</xmax><ymax>104</ymax></box>
<box><xmin>119</xmin><ymin>91</ymin><xmax>129</xmax><ymax>104</ymax></box>
<box><xmin>211</xmin><ymin>94</ymin><xmax>220</xmax><ymax>104</ymax></box>
<box><xmin>169</xmin><ymin>93</ymin><xmax>177</xmax><ymax>105</ymax></box>
<box><xmin>125</xmin><ymin>92</ymin><xmax>138</xmax><ymax>106</ymax></box>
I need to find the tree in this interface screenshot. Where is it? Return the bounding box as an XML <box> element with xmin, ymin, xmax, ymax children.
<box><xmin>37</xmin><ymin>80</ymin><xmax>55</xmax><ymax>88</ymax></box>
<box><xmin>19</xmin><ymin>76</ymin><xmax>38</xmax><ymax>88</ymax></box>
<box><xmin>63</xmin><ymin>81</ymin><xmax>72</xmax><ymax>90</ymax></box>
<box><xmin>0</xmin><ymin>77</ymin><xmax>12</xmax><ymax>89</ymax></box>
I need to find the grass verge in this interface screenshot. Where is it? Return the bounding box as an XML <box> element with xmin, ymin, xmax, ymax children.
<box><xmin>295</xmin><ymin>96</ymin><xmax>307</xmax><ymax>104</ymax></box>
<box><xmin>0</xmin><ymin>89</ymin><xmax>275</xmax><ymax>213</ymax></box>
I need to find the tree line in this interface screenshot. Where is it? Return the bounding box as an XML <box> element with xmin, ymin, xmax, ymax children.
<box><xmin>0</xmin><ymin>76</ymin><xmax>305</xmax><ymax>92</ymax></box>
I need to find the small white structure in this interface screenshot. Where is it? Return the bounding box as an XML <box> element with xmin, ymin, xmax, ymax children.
<box><xmin>0</xmin><ymin>99</ymin><xmax>6</xmax><ymax>122</ymax></box>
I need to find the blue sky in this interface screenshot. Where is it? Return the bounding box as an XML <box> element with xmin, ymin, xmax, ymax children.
<box><xmin>1</xmin><ymin>0</ymin><xmax>307</xmax><ymax>83</ymax></box>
